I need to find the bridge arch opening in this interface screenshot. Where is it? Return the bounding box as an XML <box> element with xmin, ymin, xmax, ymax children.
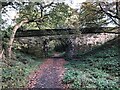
<box><xmin>45</xmin><ymin>38</ymin><xmax>70</xmax><ymax>57</ymax></box>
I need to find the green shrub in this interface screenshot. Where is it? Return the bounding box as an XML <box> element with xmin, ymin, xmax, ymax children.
<box><xmin>2</xmin><ymin>51</ymin><xmax>43</xmax><ymax>89</ymax></box>
<box><xmin>71</xmin><ymin>79</ymin><xmax>81</xmax><ymax>89</ymax></box>
<box><xmin>96</xmin><ymin>78</ymin><xmax>119</xmax><ymax>89</ymax></box>
<box><xmin>63</xmin><ymin>42</ymin><xmax>120</xmax><ymax>89</ymax></box>
<box><xmin>2</xmin><ymin>66</ymin><xmax>26</xmax><ymax>88</ymax></box>
<box><xmin>62</xmin><ymin>69</ymin><xmax>79</xmax><ymax>84</ymax></box>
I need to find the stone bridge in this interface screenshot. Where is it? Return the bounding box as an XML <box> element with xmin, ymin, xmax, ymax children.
<box><xmin>15</xmin><ymin>32</ymin><xmax>119</xmax><ymax>58</ymax></box>
<box><xmin>15</xmin><ymin>27</ymin><xmax>119</xmax><ymax>37</ymax></box>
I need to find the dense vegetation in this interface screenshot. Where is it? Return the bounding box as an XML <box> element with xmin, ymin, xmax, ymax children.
<box><xmin>2</xmin><ymin>50</ymin><xmax>43</xmax><ymax>88</ymax></box>
<box><xmin>1</xmin><ymin>0</ymin><xmax>120</xmax><ymax>89</ymax></box>
<box><xmin>62</xmin><ymin>38</ymin><xmax>120</xmax><ymax>89</ymax></box>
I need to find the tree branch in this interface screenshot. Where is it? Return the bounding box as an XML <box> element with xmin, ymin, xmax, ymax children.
<box><xmin>99</xmin><ymin>3</ymin><xmax>120</xmax><ymax>26</ymax></box>
<box><xmin>0</xmin><ymin>49</ymin><xmax>4</xmax><ymax>60</ymax></box>
<box><xmin>1</xmin><ymin>2</ymin><xmax>12</xmax><ymax>8</ymax></box>
<box><xmin>8</xmin><ymin>19</ymin><xmax>28</xmax><ymax>58</ymax></box>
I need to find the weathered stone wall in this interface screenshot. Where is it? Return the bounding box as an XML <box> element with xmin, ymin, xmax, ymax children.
<box><xmin>15</xmin><ymin>33</ymin><xmax>118</xmax><ymax>58</ymax></box>
<box><xmin>75</xmin><ymin>33</ymin><xmax>118</xmax><ymax>46</ymax></box>
<box><xmin>15</xmin><ymin>37</ymin><xmax>46</xmax><ymax>58</ymax></box>
<box><xmin>69</xmin><ymin>33</ymin><xmax>118</xmax><ymax>55</ymax></box>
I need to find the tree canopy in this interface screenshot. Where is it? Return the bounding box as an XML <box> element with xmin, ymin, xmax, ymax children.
<box><xmin>1</xmin><ymin>1</ymin><xmax>117</xmax><ymax>30</ymax></box>
<box><xmin>99</xmin><ymin>1</ymin><xmax>120</xmax><ymax>27</ymax></box>
<box><xmin>79</xmin><ymin>2</ymin><xmax>107</xmax><ymax>28</ymax></box>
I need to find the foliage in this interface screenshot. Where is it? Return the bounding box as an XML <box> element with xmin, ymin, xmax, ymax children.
<box><xmin>45</xmin><ymin>2</ymin><xmax>76</xmax><ymax>29</ymax></box>
<box><xmin>1</xmin><ymin>1</ymin><xmax>119</xmax><ymax>89</ymax></box>
<box><xmin>14</xmin><ymin>1</ymin><xmax>80</xmax><ymax>31</ymax></box>
<box><xmin>18</xmin><ymin>2</ymin><xmax>41</xmax><ymax>29</ymax></box>
<box><xmin>62</xmin><ymin>69</ymin><xmax>79</xmax><ymax>83</ymax></box>
<box><xmin>63</xmin><ymin>40</ymin><xmax>120</xmax><ymax>89</ymax></box>
<box><xmin>79</xmin><ymin>2</ymin><xmax>107</xmax><ymax>29</ymax></box>
<box><xmin>2</xmin><ymin>65</ymin><xmax>26</xmax><ymax>88</ymax></box>
<box><xmin>2</xmin><ymin>26</ymin><xmax>13</xmax><ymax>38</ymax></box>
<box><xmin>1</xmin><ymin>26</ymin><xmax>13</xmax><ymax>52</ymax></box>
<box><xmin>99</xmin><ymin>1</ymin><xmax>120</xmax><ymax>26</ymax></box>
<box><xmin>2</xmin><ymin>50</ymin><xmax>43</xmax><ymax>89</ymax></box>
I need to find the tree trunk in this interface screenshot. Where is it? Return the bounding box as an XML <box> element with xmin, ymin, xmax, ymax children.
<box><xmin>0</xmin><ymin>49</ymin><xmax>4</xmax><ymax>60</ymax></box>
<box><xmin>0</xmin><ymin>3</ymin><xmax>3</xmax><ymax>60</ymax></box>
<box><xmin>8</xmin><ymin>19</ymin><xmax>28</xmax><ymax>58</ymax></box>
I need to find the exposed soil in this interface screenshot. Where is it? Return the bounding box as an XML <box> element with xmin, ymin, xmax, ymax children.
<box><xmin>27</xmin><ymin>57</ymin><xmax>67</xmax><ymax>89</ymax></box>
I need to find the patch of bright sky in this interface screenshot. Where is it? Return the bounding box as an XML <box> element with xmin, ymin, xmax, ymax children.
<box><xmin>1</xmin><ymin>6</ymin><xmax>16</xmax><ymax>28</ymax></box>
<box><xmin>64</xmin><ymin>0</ymin><xmax>86</xmax><ymax>9</ymax></box>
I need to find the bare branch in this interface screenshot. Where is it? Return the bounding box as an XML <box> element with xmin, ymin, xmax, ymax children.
<box><xmin>0</xmin><ymin>49</ymin><xmax>4</xmax><ymax>60</ymax></box>
<box><xmin>1</xmin><ymin>2</ymin><xmax>12</xmax><ymax>8</ymax></box>
<box><xmin>99</xmin><ymin>2</ymin><xmax>120</xmax><ymax>26</ymax></box>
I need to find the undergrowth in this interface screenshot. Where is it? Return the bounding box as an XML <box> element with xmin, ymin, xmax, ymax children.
<box><xmin>63</xmin><ymin>40</ymin><xmax>120</xmax><ymax>89</ymax></box>
<box><xmin>2</xmin><ymin>50</ymin><xmax>43</xmax><ymax>89</ymax></box>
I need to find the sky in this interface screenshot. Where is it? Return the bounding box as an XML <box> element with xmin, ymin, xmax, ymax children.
<box><xmin>2</xmin><ymin>0</ymin><xmax>116</xmax><ymax>27</ymax></box>
<box><xmin>65</xmin><ymin>0</ymin><xmax>86</xmax><ymax>9</ymax></box>
<box><xmin>3</xmin><ymin>0</ymin><xmax>86</xmax><ymax>19</ymax></box>
<box><xmin>2</xmin><ymin>0</ymin><xmax>85</xmax><ymax>27</ymax></box>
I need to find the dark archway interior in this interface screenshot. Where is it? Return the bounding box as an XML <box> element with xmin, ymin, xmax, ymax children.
<box><xmin>53</xmin><ymin>38</ymin><xmax>69</xmax><ymax>53</ymax></box>
<box><xmin>54</xmin><ymin>42</ymin><xmax>68</xmax><ymax>52</ymax></box>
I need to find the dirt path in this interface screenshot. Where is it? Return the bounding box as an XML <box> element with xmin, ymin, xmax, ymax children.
<box><xmin>27</xmin><ymin>57</ymin><xmax>67</xmax><ymax>89</ymax></box>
